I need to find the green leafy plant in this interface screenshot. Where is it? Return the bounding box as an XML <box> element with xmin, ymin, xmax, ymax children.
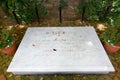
<box><xmin>105</xmin><ymin>0</ymin><xmax>120</xmax><ymax>26</ymax></box>
<box><xmin>0</xmin><ymin>28</ymin><xmax>13</xmax><ymax>48</ymax></box>
<box><xmin>59</xmin><ymin>0</ymin><xmax>68</xmax><ymax>9</ymax></box>
<box><xmin>76</xmin><ymin>0</ymin><xmax>120</xmax><ymax>26</ymax></box>
<box><xmin>0</xmin><ymin>20</ymin><xmax>15</xmax><ymax>48</ymax></box>
<box><xmin>76</xmin><ymin>0</ymin><xmax>106</xmax><ymax>21</ymax></box>
<box><xmin>58</xmin><ymin>0</ymin><xmax>68</xmax><ymax>23</ymax></box>
<box><xmin>103</xmin><ymin>25</ymin><xmax>120</xmax><ymax>46</ymax></box>
<box><xmin>1</xmin><ymin>0</ymin><xmax>48</xmax><ymax>24</ymax></box>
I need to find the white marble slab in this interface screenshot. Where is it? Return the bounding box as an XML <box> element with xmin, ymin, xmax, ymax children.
<box><xmin>7</xmin><ymin>27</ymin><xmax>115</xmax><ymax>74</ymax></box>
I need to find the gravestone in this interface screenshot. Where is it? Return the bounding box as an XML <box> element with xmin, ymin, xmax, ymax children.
<box><xmin>7</xmin><ymin>27</ymin><xmax>115</xmax><ymax>74</ymax></box>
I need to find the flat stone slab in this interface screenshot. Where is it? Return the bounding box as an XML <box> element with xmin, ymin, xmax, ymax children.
<box><xmin>7</xmin><ymin>27</ymin><xmax>115</xmax><ymax>74</ymax></box>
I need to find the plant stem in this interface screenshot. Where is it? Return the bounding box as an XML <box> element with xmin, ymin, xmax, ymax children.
<box><xmin>81</xmin><ymin>5</ymin><xmax>86</xmax><ymax>22</ymax></box>
<box><xmin>103</xmin><ymin>5</ymin><xmax>111</xmax><ymax>21</ymax></box>
<box><xmin>12</xmin><ymin>11</ymin><xmax>20</xmax><ymax>24</ymax></box>
<box><xmin>5</xmin><ymin>0</ymin><xmax>9</xmax><ymax>14</ymax></box>
<box><xmin>59</xmin><ymin>6</ymin><xmax>62</xmax><ymax>24</ymax></box>
<box><xmin>35</xmin><ymin>4</ymin><xmax>40</xmax><ymax>24</ymax></box>
<box><xmin>81</xmin><ymin>0</ymin><xmax>86</xmax><ymax>22</ymax></box>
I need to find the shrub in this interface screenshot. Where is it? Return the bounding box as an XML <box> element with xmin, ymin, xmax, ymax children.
<box><xmin>76</xmin><ymin>0</ymin><xmax>120</xmax><ymax>26</ymax></box>
<box><xmin>1</xmin><ymin>0</ymin><xmax>48</xmax><ymax>24</ymax></box>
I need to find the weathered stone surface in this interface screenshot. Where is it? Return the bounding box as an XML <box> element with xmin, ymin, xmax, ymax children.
<box><xmin>7</xmin><ymin>27</ymin><xmax>114</xmax><ymax>74</ymax></box>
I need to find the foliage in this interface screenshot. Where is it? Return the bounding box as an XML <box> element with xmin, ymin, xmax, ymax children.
<box><xmin>0</xmin><ymin>28</ymin><xmax>13</xmax><ymax>48</ymax></box>
<box><xmin>76</xmin><ymin>0</ymin><xmax>120</xmax><ymax>26</ymax></box>
<box><xmin>59</xmin><ymin>0</ymin><xmax>68</xmax><ymax>9</ymax></box>
<box><xmin>103</xmin><ymin>16</ymin><xmax>120</xmax><ymax>46</ymax></box>
<box><xmin>1</xmin><ymin>0</ymin><xmax>48</xmax><ymax>24</ymax></box>
<box><xmin>0</xmin><ymin>20</ymin><xmax>14</xmax><ymax>48</ymax></box>
<box><xmin>76</xmin><ymin>0</ymin><xmax>105</xmax><ymax>21</ymax></box>
<box><xmin>103</xmin><ymin>25</ymin><xmax>120</xmax><ymax>46</ymax></box>
<box><xmin>106</xmin><ymin>0</ymin><xmax>120</xmax><ymax>26</ymax></box>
